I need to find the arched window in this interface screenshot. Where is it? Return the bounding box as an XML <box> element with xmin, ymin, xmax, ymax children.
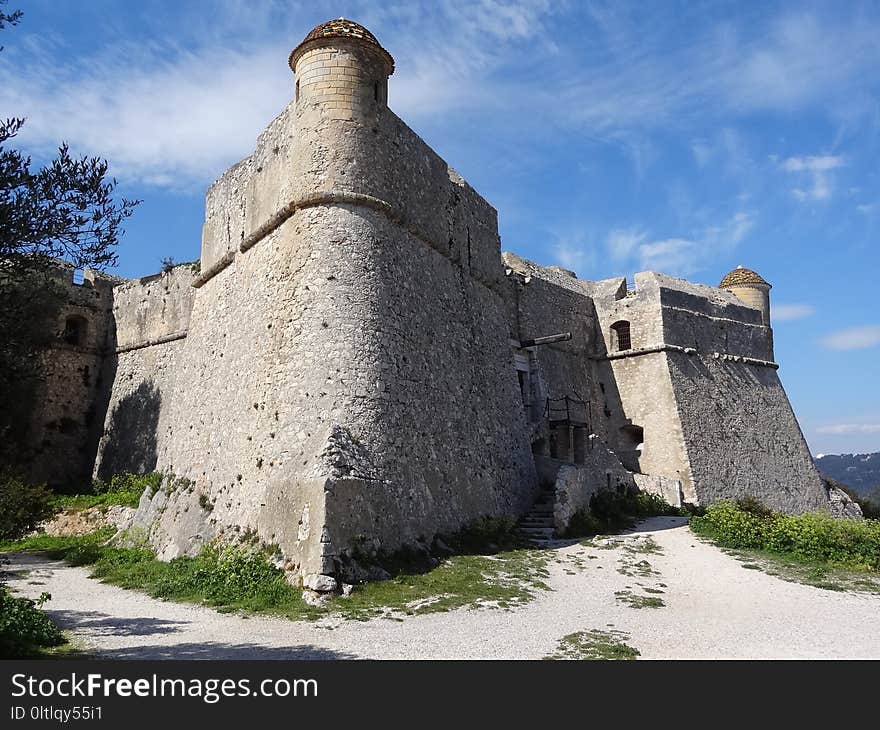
<box><xmin>610</xmin><ymin>320</ymin><xmax>631</xmax><ymax>351</ymax></box>
<box><xmin>63</xmin><ymin>315</ymin><xmax>87</xmax><ymax>347</ymax></box>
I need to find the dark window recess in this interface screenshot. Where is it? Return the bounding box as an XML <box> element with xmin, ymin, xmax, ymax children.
<box><xmin>63</xmin><ymin>316</ymin><xmax>87</xmax><ymax>346</ymax></box>
<box><xmin>610</xmin><ymin>320</ymin><xmax>631</xmax><ymax>351</ymax></box>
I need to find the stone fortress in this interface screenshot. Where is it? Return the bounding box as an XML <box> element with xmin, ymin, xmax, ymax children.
<box><xmin>26</xmin><ymin>19</ymin><xmax>836</xmax><ymax>589</ymax></box>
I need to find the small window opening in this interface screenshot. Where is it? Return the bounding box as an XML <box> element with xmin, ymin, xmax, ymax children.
<box><xmin>295</xmin><ymin>80</ymin><xmax>300</xmax><ymax>102</ymax></box>
<box><xmin>63</xmin><ymin>315</ymin><xmax>87</xmax><ymax>347</ymax></box>
<box><xmin>610</xmin><ymin>320</ymin><xmax>631</xmax><ymax>351</ymax></box>
<box><xmin>72</xmin><ymin>268</ymin><xmax>84</xmax><ymax>285</ymax></box>
<box><xmin>374</xmin><ymin>81</ymin><xmax>379</xmax><ymax>102</ymax></box>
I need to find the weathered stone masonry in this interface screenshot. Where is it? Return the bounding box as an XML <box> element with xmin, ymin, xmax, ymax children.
<box><xmin>25</xmin><ymin>19</ymin><xmax>835</xmax><ymax>587</ymax></box>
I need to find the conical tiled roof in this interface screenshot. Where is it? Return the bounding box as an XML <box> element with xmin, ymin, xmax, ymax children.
<box><xmin>719</xmin><ymin>265</ymin><xmax>770</xmax><ymax>288</ymax></box>
<box><xmin>289</xmin><ymin>18</ymin><xmax>394</xmax><ymax>72</ymax></box>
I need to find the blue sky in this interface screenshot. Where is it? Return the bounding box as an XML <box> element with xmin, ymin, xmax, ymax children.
<box><xmin>1</xmin><ymin>0</ymin><xmax>878</xmax><ymax>455</ymax></box>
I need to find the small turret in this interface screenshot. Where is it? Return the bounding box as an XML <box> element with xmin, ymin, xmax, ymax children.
<box><xmin>719</xmin><ymin>265</ymin><xmax>772</xmax><ymax>327</ymax></box>
<box><xmin>289</xmin><ymin>18</ymin><xmax>394</xmax><ymax>121</ymax></box>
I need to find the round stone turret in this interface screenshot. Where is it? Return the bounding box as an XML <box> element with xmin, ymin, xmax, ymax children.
<box><xmin>289</xmin><ymin>18</ymin><xmax>394</xmax><ymax>120</ymax></box>
<box><xmin>719</xmin><ymin>265</ymin><xmax>771</xmax><ymax>326</ymax></box>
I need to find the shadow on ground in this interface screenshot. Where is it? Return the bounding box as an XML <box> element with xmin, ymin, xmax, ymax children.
<box><xmin>47</xmin><ymin>610</ymin><xmax>188</xmax><ymax>637</ymax></box>
<box><xmin>625</xmin><ymin>516</ymin><xmax>690</xmax><ymax>534</ymax></box>
<box><xmin>98</xmin><ymin>643</ymin><xmax>357</xmax><ymax>660</ymax></box>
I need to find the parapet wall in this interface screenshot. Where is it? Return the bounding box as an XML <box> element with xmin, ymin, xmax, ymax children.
<box><xmin>93</xmin><ymin>265</ymin><xmax>196</xmax><ymax>479</ymax></box>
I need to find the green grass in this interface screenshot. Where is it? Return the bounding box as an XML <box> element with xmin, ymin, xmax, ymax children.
<box><xmin>331</xmin><ymin>549</ymin><xmax>550</xmax><ymax>619</ymax></box>
<box><xmin>614</xmin><ymin>589</ymin><xmax>665</xmax><ymax>609</ymax></box>
<box><xmin>721</xmin><ymin>546</ymin><xmax>880</xmax><ymax>594</ymax></box>
<box><xmin>544</xmin><ymin>629</ymin><xmax>640</xmax><ymax>660</ymax></box>
<box><xmin>691</xmin><ymin>498</ymin><xmax>880</xmax><ymax>594</ymax></box>
<box><xmin>691</xmin><ymin>499</ymin><xmax>880</xmax><ymax>570</ymax></box>
<box><xmin>1</xmin><ymin>529</ymin><xmax>552</xmax><ymax>622</ymax></box>
<box><xmin>52</xmin><ymin>491</ymin><xmax>142</xmax><ymax>510</ymax></box>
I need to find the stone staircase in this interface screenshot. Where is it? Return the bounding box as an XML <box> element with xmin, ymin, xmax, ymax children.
<box><xmin>515</xmin><ymin>487</ymin><xmax>558</xmax><ymax>546</ymax></box>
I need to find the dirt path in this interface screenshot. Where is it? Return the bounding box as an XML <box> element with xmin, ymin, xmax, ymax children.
<box><xmin>4</xmin><ymin>517</ymin><xmax>880</xmax><ymax>659</ymax></box>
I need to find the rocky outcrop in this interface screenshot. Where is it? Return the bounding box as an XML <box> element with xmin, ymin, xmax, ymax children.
<box><xmin>826</xmin><ymin>484</ymin><xmax>864</xmax><ymax>519</ymax></box>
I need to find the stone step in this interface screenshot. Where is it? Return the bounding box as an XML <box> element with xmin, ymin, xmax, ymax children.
<box><xmin>519</xmin><ymin>515</ymin><xmax>553</xmax><ymax>526</ymax></box>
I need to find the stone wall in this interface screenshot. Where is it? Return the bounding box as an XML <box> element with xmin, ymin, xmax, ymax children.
<box><xmin>592</xmin><ymin>274</ymin><xmax>694</xmax><ymax>497</ymax></box>
<box><xmin>501</xmin><ymin>253</ymin><xmax>606</xmax><ymax>442</ymax></box>
<box><xmin>592</xmin><ymin>270</ymin><xmax>825</xmax><ymax>513</ymax></box>
<box><xmin>93</xmin><ymin>264</ymin><xmax>196</xmax><ymax>479</ymax></box>
<box><xmin>23</xmin><ymin>264</ymin><xmax>118</xmax><ymax>488</ymax></box>
<box><xmin>130</xmin><ymin>72</ymin><xmax>538</xmax><ymax>577</ymax></box>
<box><xmin>545</xmin><ymin>444</ymin><xmax>636</xmax><ymax>533</ymax></box>
<box><xmin>666</xmin><ymin>352</ymin><xmax>827</xmax><ymax>513</ymax></box>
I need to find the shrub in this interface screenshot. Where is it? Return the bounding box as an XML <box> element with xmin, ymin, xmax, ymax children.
<box><xmin>441</xmin><ymin>516</ymin><xmax>522</xmax><ymax>554</ymax></box>
<box><xmin>93</xmin><ymin>471</ymin><xmax>161</xmax><ymax>498</ymax></box>
<box><xmin>691</xmin><ymin>498</ymin><xmax>880</xmax><ymax>570</ymax></box>
<box><xmin>57</xmin><ymin>472</ymin><xmax>162</xmax><ymax>510</ymax></box>
<box><xmin>193</xmin><ymin>545</ymin><xmax>289</xmax><ymax>604</ymax></box>
<box><xmin>565</xmin><ymin>487</ymin><xmax>681</xmax><ymax>538</ymax></box>
<box><xmin>0</xmin><ymin>586</ymin><xmax>66</xmax><ymax>658</ymax></box>
<box><xmin>0</xmin><ymin>472</ymin><xmax>57</xmax><ymax>540</ymax></box>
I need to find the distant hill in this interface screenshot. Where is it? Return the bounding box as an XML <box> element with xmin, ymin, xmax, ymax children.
<box><xmin>815</xmin><ymin>452</ymin><xmax>880</xmax><ymax>498</ymax></box>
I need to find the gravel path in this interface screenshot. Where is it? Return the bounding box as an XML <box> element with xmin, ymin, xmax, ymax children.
<box><xmin>4</xmin><ymin>517</ymin><xmax>880</xmax><ymax>659</ymax></box>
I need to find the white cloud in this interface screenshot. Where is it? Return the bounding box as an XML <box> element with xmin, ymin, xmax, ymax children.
<box><xmin>821</xmin><ymin>325</ymin><xmax>880</xmax><ymax>351</ymax></box>
<box><xmin>780</xmin><ymin>155</ymin><xmax>843</xmax><ymax>172</ymax></box>
<box><xmin>606</xmin><ymin>228</ymin><xmax>647</xmax><ymax>261</ymax></box>
<box><xmin>2</xmin><ymin>3</ymin><xmax>877</xmax><ymax>191</ymax></box>
<box><xmin>857</xmin><ymin>202</ymin><xmax>878</xmax><ymax>215</ymax></box>
<box><xmin>816</xmin><ymin>424</ymin><xmax>880</xmax><ymax>435</ymax></box>
<box><xmin>772</xmin><ymin>303</ymin><xmax>815</xmax><ymax>322</ymax></box>
<box><xmin>0</xmin><ymin>0</ymin><xmax>558</xmax><ymax>188</ymax></box>
<box><xmin>780</xmin><ymin>154</ymin><xmax>843</xmax><ymax>202</ymax></box>
<box><xmin>638</xmin><ymin>238</ymin><xmax>700</xmax><ymax>275</ymax></box>
<box><xmin>588</xmin><ymin>212</ymin><xmax>756</xmax><ymax>277</ymax></box>
<box><xmin>552</xmin><ymin>239</ymin><xmax>594</xmax><ymax>275</ymax></box>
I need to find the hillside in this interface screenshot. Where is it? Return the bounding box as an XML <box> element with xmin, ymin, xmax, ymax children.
<box><xmin>816</xmin><ymin>453</ymin><xmax>880</xmax><ymax>497</ymax></box>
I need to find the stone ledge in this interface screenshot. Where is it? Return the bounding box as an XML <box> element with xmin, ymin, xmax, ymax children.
<box><xmin>115</xmin><ymin>330</ymin><xmax>188</xmax><ymax>354</ymax></box>
<box><xmin>192</xmin><ymin>190</ymin><xmax>504</xmax><ymax>296</ymax></box>
<box><xmin>601</xmin><ymin>344</ymin><xmax>778</xmax><ymax>369</ymax></box>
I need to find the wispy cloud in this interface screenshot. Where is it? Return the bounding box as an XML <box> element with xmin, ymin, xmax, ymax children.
<box><xmin>606</xmin><ymin>228</ymin><xmax>647</xmax><ymax>262</ymax></box>
<box><xmin>631</xmin><ymin>212</ymin><xmax>754</xmax><ymax>276</ymax></box>
<box><xmin>0</xmin><ymin>0</ymin><xmax>558</xmax><ymax>187</ymax></box>
<box><xmin>781</xmin><ymin>155</ymin><xmax>843</xmax><ymax>173</ymax></box>
<box><xmin>552</xmin><ymin>236</ymin><xmax>595</xmax><ymax>275</ymax></box>
<box><xmin>780</xmin><ymin>155</ymin><xmax>843</xmax><ymax>202</ymax></box>
<box><xmin>816</xmin><ymin>423</ymin><xmax>880</xmax><ymax>435</ymax></box>
<box><xmin>1</xmin><ymin>3</ymin><xmax>878</xmax><ymax>189</ymax></box>
<box><xmin>857</xmin><ymin>202</ymin><xmax>878</xmax><ymax>215</ymax></box>
<box><xmin>772</xmin><ymin>303</ymin><xmax>815</xmax><ymax>322</ymax></box>
<box><xmin>821</xmin><ymin>325</ymin><xmax>880</xmax><ymax>351</ymax></box>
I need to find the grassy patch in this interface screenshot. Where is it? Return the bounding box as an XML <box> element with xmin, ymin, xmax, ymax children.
<box><xmin>331</xmin><ymin>549</ymin><xmax>550</xmax><ymax>620</ymax></box>
<box><xmin>52</xmin><ymin>472</ymin><xmax>161</xmax><ymax>511</ymax></box>
<box><xmin>723</xmin><ymin>547</ymin><xmax>880</xmax><ymax>595</ymax></box>
<box><xmin>545</xmin><ymin>629</ymin><xmax>639</xmax><ymax>660</ymax></box>
<box><xmin>691</xmin><ymin>499</ymin><xmax>880</xmax><ymax>570</ymax></box>
<box><xmin>614</xmin><ymin>590</ymin><xmax>665</xmax><ymax>609</ymax></box>
<box><xmin>2</xmin><ymin>529</ymin><xmax>552</xmax><ymax>622</ymax></box>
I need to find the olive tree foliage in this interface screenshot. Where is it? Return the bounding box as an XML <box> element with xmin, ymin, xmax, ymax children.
<box><xmin>0</xmin><ymin>2</ymin><xmax>139</xmax><ymax>468</ymax></box>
